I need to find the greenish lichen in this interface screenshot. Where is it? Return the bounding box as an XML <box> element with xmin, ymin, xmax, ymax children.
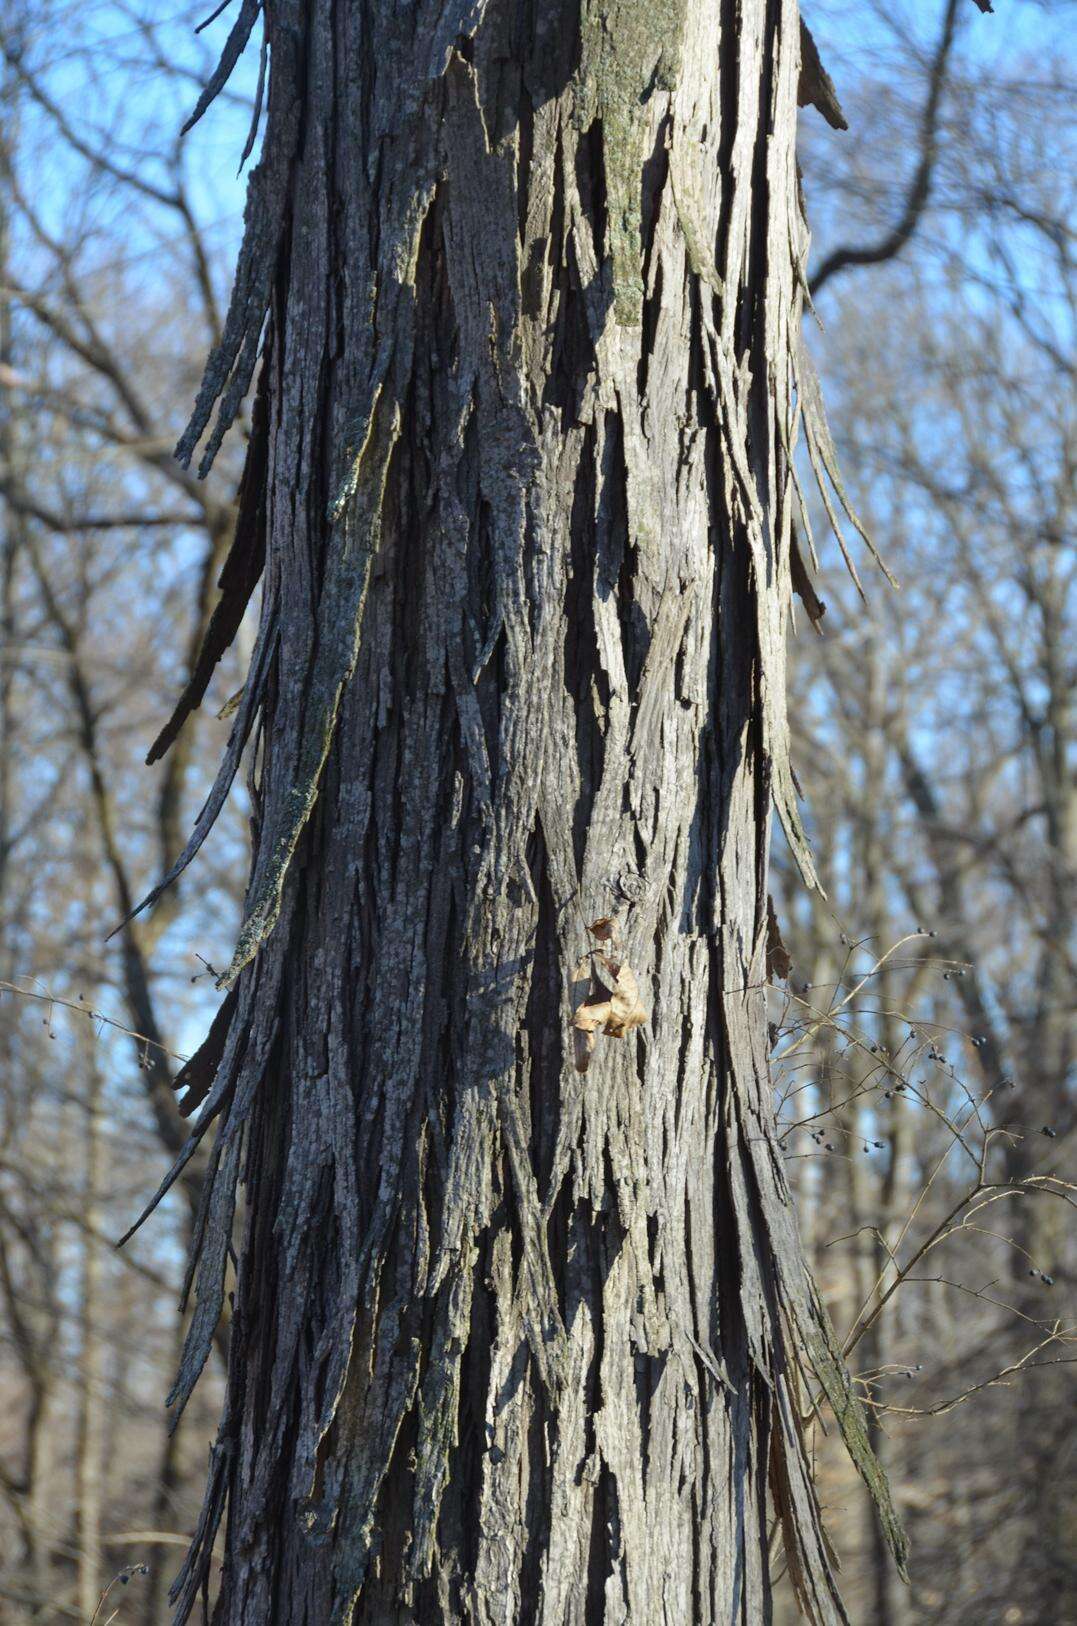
<box><xmin>577</xmin><ymin>0</ymin><xmax>688</xmax><ymax>324</ymax></box>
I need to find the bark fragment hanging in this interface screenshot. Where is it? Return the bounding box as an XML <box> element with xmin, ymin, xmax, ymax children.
<box><xmin>766</xmin><ymin>894</ymin><xmax>794</xmax><ymax>981</ymax></box>
<box><xmin>798</xmin><ymin>19</ymin><xmax>848</xmax><ymax>132</ymax></box>
<box><xmin>791</xmin><ymin>517</ymin><xmax>827</xmax><ymax>632</ymax></box>
<box><xmin>146</xmin><ymin>336</ymin><xmax>271</xmax><ymax>765</ymax></box>
<box><xmin>181</xmin><ymin>0</ymin><xmax>261</xmax><ymax>137</ymax></box>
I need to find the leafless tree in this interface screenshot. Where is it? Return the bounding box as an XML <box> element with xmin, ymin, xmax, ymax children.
<box><xmin>770</xmin><ymin>6</ymin><xmax>1076</xmax><ymax>1617</ymax></box>
<box><xmin>125</xmin><ymin>2</ymin><xmax>926</xmax><ymax>1621</ymax></box>
<box><xmin>2</xmin><ymin>2</ymin><xmax>1071</xmax><ymax>1624</ymax></box>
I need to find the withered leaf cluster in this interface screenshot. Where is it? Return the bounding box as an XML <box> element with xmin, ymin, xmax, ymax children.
<box><xmin>571</xmin><ymin>918</ymin><xmax>648</xmax><ymax>1073</ymax></box>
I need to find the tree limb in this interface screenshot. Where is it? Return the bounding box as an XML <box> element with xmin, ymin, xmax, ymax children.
<box><xmin>810</xmin><ymin>0</ymin><xmax>961</xmax><ymax>297</ymax></box>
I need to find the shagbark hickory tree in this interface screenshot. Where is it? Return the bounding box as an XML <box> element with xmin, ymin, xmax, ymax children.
<box><xmin>132</xmin><ymin>0</ymin><xmax>906</xmax><ymax>1620</ymax></box>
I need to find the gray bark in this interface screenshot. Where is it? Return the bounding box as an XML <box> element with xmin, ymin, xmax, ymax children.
<box><xmin>143</xmin><ymin>2</ymin><xmax>905</xmax><ymax>1620</ymax></box>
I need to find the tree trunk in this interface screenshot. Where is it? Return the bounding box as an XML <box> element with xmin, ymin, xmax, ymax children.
<box><xmin>146</xmin><ymin>2</ymin><xmax>904</xmax><ymax>1620</ymax></box>
<box><xmin>860</xmin><ymin>649</ymin><xmax>904</xmax><ymax>1626</ymax></box>
<box><xmin>76</xmin><ymin>1049</ymin><xmax>106</xmax><ymax>1621</ymax></box>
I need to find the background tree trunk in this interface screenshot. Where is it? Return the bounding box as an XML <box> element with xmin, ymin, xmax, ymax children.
<box><xmin>75</xmin><ymin>1044</ymin><xmax>105</xmax><ymax>1623</ymax></box>
<box><xmin>151</xmin><ymin>2</ymin><xmax>903</xmax><ymax>1620</ymax></box>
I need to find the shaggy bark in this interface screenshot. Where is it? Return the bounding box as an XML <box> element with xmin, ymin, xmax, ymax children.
<box><xmin>140</xmin><ymin>2</ymin><xmax>905</xmax><ymax>1620</ymax></box>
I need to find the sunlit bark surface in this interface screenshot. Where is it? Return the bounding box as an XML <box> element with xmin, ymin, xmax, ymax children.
<box><xmin>149</xmin><ymin>2</ymin><xmax>903</xmax><ymax>1620</ymax></box>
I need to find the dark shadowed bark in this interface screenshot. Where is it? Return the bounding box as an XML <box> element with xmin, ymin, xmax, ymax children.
<box><xmin>138</xmin><ymin>2</ymin><xmax>905</xmax><ymax>1620</ymax></box>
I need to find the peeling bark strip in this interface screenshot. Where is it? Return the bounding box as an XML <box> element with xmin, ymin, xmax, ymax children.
<box><xmin>797</xmin><ymin>19</ymin><xmax>847</xmax><ymax>132</ymax></box>
<box><xmin>153</xmin><ymin>3</ymin><xmax>905</xmax><ymax>1620</ymax></box>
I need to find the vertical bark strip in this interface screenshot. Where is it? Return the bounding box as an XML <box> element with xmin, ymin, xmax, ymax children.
<box><xmin>151</xmin><ymin>2</ymin><xmax>905</xmax><ymax>1620</ymax></box>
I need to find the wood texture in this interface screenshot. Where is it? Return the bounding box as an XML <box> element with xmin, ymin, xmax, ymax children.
<box><xmin>149</xmin><ymin>2</ymin><xmax>904</xmax><ymax>1619</ymax></box>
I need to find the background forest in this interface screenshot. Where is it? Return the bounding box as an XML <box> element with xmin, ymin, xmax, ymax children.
<box><xmin>0</xmin><ymin>2</ymin><xmax>1072</xmax><ymax>1622</ymax></box>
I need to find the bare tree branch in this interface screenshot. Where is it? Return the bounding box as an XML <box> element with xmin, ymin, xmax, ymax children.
<box><xmin>810</xmin><ymin>0</ymin><xmax>961</xmax><ymax>296</ymax></box>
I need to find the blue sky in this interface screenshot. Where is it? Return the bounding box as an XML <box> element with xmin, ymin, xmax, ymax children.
<box><xmin>7</xmin><ymin>0</ymin><xmax>1071</xmax><ymax>1062</ymax></box>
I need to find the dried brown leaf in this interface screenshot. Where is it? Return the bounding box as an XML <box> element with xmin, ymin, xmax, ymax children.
<box><xmin>605</xmin><ymin>963</ymin><xmax>648</xmax><ymax>1036</ymax></box>
<box><xmin>574</xmin><ymin>999</ymin><xmax>613</xmax><ymax>1034</ymax></box>
<box><xmin>590</xmin><ymin>952</ymin><xmax>621</xmax><ymax>995</ymax></box>
<box><xmin>574</xmin><ymin>1026</ymin><xmax>597</xmax><ymax>1073</ymax></box>
<box><xmin>570</xmin><ymin>948</ymin><xmax>646</xmax><ymax>1070</ymax></box>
